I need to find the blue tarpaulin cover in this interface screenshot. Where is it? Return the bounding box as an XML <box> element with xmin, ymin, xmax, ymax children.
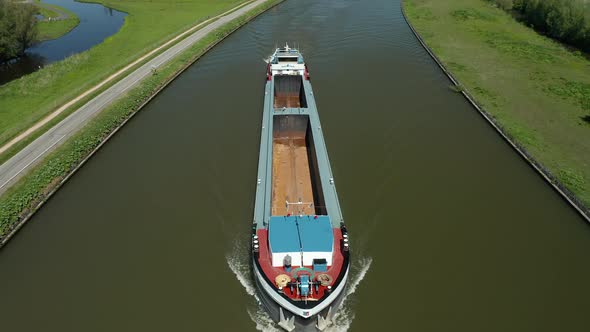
<box><xmin>268</xmin><ymin>216</ymin><xmax>300</xmax><ymax>253</ymax></box>
<box><xmin>298</xmin><ymin>216</ymin><xmax>333</xmax><ymax>252</ymax></box>
<box><xmin>268</xmin><ymin>215</ymin><xmax>333</xmax><ymax>254</ymax></box>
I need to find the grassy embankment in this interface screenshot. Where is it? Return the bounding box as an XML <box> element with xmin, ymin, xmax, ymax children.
<box><xmin>34</xmin><ymin>0</ymin><xmax>80</xmax><ymax>41</ymax></box>
<box><xmin>0</xmin><ymin>0</ymin><xmax>250</xmax><ymax>166</ymax></box>
<box><xmin>0</xmin><ymin>0</ymin><xmax>282</xmax><ymax>242</ymax></box>
<box><xmin>0</xmin><ymin>0</ymin><xmax>246</xmax><ymax>152</ymax></box>
<box><xmin>404</xmin><ymin>0</ymin><xmax>590</xmax><ymax>209</ymax></box>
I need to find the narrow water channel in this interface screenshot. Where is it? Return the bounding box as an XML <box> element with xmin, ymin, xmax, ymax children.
<box><xmin>1</xmin><ymin>0</ymin><xmax>589</xmax><ymax>331</ymax></box>
<box><xmin>0</xmin><ymin>0</ymin><xmax>126</xmax><ymax>85</ymax></box>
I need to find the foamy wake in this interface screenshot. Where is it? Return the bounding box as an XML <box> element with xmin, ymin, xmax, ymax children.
<box><xmin>226</xmin><ymin>244</ymin><xmax>256</xmax><ymax>297</ymax></box>
<box><xmin>325</xmin><ymin>256</ymin><xmax>373</xmax><ymax>332</ymax></box>
<box><xmin>226</xmin><ymin>239</ymin><xmax>372</xmax><ymax>332</ymax></box>
<box><xmin>247</xmin><ymin>307</ymin><xmax>282</xmax><ymax>332</ymax></box>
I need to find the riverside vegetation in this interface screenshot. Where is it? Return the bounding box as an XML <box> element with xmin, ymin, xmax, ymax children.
<box><xmin>0</xmin><ymin>0</ymin><xmax>282</xmax><ymax>242</ymax></box>
<box><xmin>0</xmin><ymin>0</ymin><xmax>79</xmax><ymax>59</ymax></box>
<box><xmin>404</xmin><ymin>0</ymin><xmax>590</xmax><ymax>211</ymax></box>
<box><xmin>0</xmin><ymin>0</ymin><xmax>245</xmax><ymax>151</ymax></box>
<box><xmin>490</xmin><ymin>0</ymin><xmax>590</xmax><ymax>53</ymax></box>
<box><xmin>0</xmin><ymin>0</ymin><xmax>37</xmax><ymax>62</ymax></box>
<box><xmin>34</xmin><ymin>0</ymin><xmax>80</xmax><ymax>41</ymax></box>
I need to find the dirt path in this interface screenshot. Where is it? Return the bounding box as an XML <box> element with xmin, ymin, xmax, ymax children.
<box><xmin>0</xmin><ymin>0</ymin><xmax>254</xmax><ymax>157</ymax></box>
<box><xmin>0</xmin><ymin>0</ymin><xmax>264</xmax><ymax>195</ymax></box>
<box><xmin>25</xmin><ymin>0</ymin><xmax>70</xmax><ymax>21</ymax></box>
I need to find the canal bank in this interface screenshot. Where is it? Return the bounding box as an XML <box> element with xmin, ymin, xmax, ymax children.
<box><xmin>402</xmin><ymin>0</ymin><xmax>590</xmax><ymax>221</ymax></box>
<box><xmin>400</xmin><ymin>0</ymin><xmax>590</xmax><ymax>222</ymax></box>
<box><xmin>0</xmin><ymin>0</ymin><xmax>283</xmax><ymax>247</ymax></box>
<box><xmin>1</xmin><ymin>0</ymin><xmax>589</xmax><ymax>331</ymax></box>
<box><xmin>0</xmin><ymin>0</ymin><xmax>254</xmax><ymax>165</ymax></box>
<box><xmin>0</xmin><ymin>0</ymin><xmax>126</xmax><ymax>85</ymax></box>
<box><xmin>33</xmin><ymin>0</ymin><xmax>80</xmax><ymax>42</ymax></box>
<box><xmin>0</xmin><ymin>0</ymin><xmax>247</xmax><ymax>152</ymax></box>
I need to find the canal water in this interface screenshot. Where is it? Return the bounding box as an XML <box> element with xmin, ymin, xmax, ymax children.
<box><xmin>0</xmin><ymin>0</ymin><xmax>126</xmax><ymax>85</ymax></box>
<box><xmin>1</xmin><ymin>0</ymin><xmax>589</xmax><ymax>331</ymax></box>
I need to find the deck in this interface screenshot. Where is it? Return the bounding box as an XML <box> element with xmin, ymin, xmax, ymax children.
<box><xmin>256</xmin><ymin>228</ymin><xmax>345</xmax><ymax>301</ymax></box>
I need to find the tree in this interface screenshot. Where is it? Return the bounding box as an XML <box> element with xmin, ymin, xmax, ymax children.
<box><xmin>504</xmin><ymin>0</ymin><xmax>590</xmax><ymax>53</ymax></box>
<box><xmin>496</xmin><ymin>0</ymin><xmax>514</xmax><ymax>11</ymax></box>
<box><xmin>13</xmin><ymin>1</ymin><xmax>37</xmax><ymax>53</ymax></box>
<box><xmin>0</xmin><ymin>0</ymin><xmax>38</xmax><ymax>62</ymax></box>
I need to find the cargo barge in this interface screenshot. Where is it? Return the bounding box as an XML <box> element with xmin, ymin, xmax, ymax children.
<box><xmin>252</xmin><ymin>45</ymin><xmax>350</xmax><ymax>331</ymax></box>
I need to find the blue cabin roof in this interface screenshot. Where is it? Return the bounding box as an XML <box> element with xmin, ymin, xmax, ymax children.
<box><xmin>268</xmin><ymin>216</ymin><xmax>300</xmax><ymax>253</ymax></box>
<box><xmin>298</xmin><ymin>216</ymin><xmax>333</xmax><ymax>252</ymax></box>
<box><xmin>268</xmin><ymin>216</ymin><xmax>333</xmax><ymax>254</ymax></box>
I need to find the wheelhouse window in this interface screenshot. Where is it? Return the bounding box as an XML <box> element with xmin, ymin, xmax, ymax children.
<box><xmin>278</xmin><ymin>56</ymin><xmax>299</xmax><ymax>63</ymax></box>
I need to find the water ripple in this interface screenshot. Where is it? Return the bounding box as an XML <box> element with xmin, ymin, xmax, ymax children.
<box><xmin>226</xmin><ymin>238</ymin><xmax>372</xmax><ymax>331</ymax></box>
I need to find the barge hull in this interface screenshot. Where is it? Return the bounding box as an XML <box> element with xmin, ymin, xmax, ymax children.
<box><xmin>254</xmin><ymin>260</ymin><xmax>349</xmax><ymax>331</ymax></box>
<box><xmin>252</xmin><ymin>45</ymin><xmax>350</xmax><ymax>331</ymax></box>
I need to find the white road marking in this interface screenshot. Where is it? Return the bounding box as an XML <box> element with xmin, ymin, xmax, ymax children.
<box><xmin>0</xmin><ymin>135</ymin><xmax>66</xmax><ymax>190</ymax></box>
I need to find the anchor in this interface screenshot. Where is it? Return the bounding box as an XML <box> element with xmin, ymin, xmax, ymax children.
<box><xmin>278</xmin><ymin>307</ymin><xmax>295</xmax><ymax>331</ymax></box>
<box><xmin>316</xmin><ymin>307</ymin><xmax>333</xmax><ymax>331</ymax></box>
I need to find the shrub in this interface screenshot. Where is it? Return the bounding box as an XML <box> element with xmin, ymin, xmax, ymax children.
<box><xmin>0</xmin><ymin>0</ymin><xmax>38</xmax><ymax>61</ymax></box>
<box><xmin>502</xmin><ymin>0</ymin><xmax>590</xmax><ymax>52</ymax></box>
<box><xmin>496</xmin><ymin>0</ymin><xmax>514</xmax><ymax>10</ymax></box>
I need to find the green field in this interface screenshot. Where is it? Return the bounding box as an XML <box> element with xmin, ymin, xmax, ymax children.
<box><xmin>0</xmin><ymin>0</ymin><xmax>280</xmax><ymax>242</ymax></box>
<box><xmin>37</xmin><ymin>18</ymin><xmax>79</xmax><ymax>41</ymax></box>
<box><xmin>0</xmin><ymin>0</ymin><xmax>245</xmax><ymax>150</ymax></box>
<box><xmin>404</xmin><ymin>0</ymin><xmax>590</xmax><ymax>209</ymax></box>
<box><xmin>34</xmin><ymin>2</ymin><xmax>60</xmax><ymax>18</ymax></box>
<box><xmin>35</xmin><ymin>0</ymin><xmax>80</xmax><ymax>41</ymax></box>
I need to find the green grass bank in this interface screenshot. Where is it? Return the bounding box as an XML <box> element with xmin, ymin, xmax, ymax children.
<box><xmin>34</xmin><ymin>0</ymin><xmax>80</xmax><ymax>41</ymax></box>
<box><xmin>0</xmin><ymin>0</ymin><xmax>282</xmax><ymax>245</ymax></box>
<box><xmin>0</xmin><ymin>0</ymin><xmax>246</xmax><ymax>150</ymax></box>
<box><xmin>404</xmin><ymin>0</ymin><xmax>590</xmax><ymax>211</ymax></box>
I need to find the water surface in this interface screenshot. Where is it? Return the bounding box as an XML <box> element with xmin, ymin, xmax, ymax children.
<box><xmin>0</xmin><ymin>0</ymin><xmax>126</xmax><ymax>85</ymax></box>
<box><xmin>0</xmin><ymin>0</ymin><xmax>589</xmax><ymax>331</ymax></box>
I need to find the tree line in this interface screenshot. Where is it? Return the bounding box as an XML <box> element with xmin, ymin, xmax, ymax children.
<box><xmin>0</xmin><ymin>0</ymin><xmax>38</xmax><ymax>62</ymax></box>
<box><xmin>490</xmin><ymin>0</ymin><xmax>590</xmax><ymax>53</ymax></box>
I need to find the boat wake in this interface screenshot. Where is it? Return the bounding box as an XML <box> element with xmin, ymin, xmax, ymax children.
<box><xmin>247</xmin><ymin>307</ymin><xmax>282</xmax><ymax>332</ymax></box>
<box><xmin>226</xmin><ymin>242</ymin><xmax>256</xmax><ymax>297</ymax></box>
<box><xmin>226</xmin><ymin>239</ymin><xmax>372</xmax><ymax>332</ymax></box>
<box><xmin>325</xmin><ymin>256</ymin><xmax>372</xmax><ymax>332</ymax></box>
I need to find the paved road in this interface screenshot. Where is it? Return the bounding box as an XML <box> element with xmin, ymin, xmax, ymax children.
<box><xmin>0</xmin><ymin>0</ymin><xmax>267</xmax><ymax>196</ymax></box>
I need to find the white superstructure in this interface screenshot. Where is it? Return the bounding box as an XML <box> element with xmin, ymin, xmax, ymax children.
<box><xmin>268</xmin><ymin>44</ymin><xmax>307</xmax><ymax>77</ymax></box>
